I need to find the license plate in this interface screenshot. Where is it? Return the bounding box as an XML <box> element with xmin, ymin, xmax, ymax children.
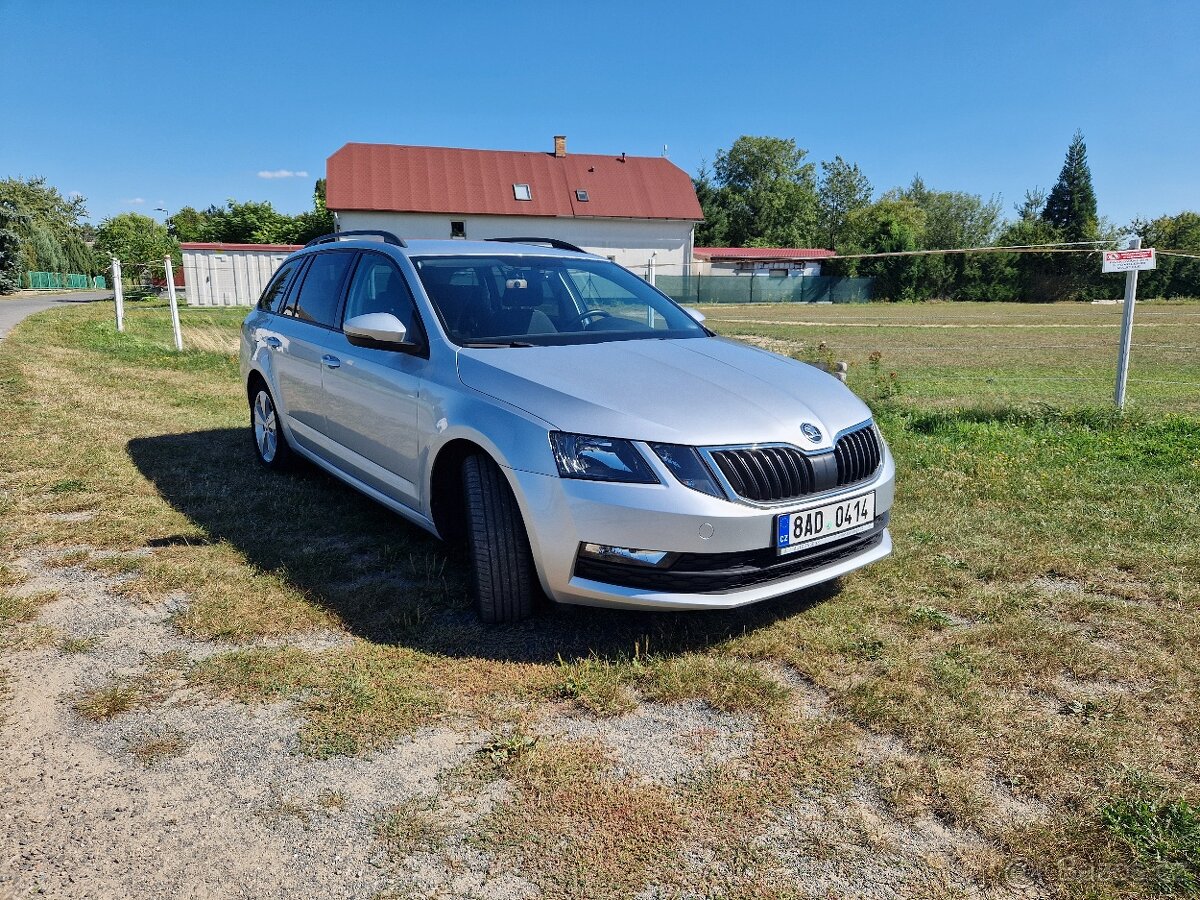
<box><xmin>776</xmin><ymin>491</ymin><xmax>876</xmax><ymax>555</ymax></box>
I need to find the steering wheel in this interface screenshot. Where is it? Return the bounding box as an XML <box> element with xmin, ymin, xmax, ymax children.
<box><xmin>562</xmin><ymin>309</ymin><xmax>613</xmax><ymax>330</ymax></box>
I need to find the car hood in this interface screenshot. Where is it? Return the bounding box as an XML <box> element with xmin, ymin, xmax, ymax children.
<box><xmin>456</xmin><ymin>337</ymin><xmax>873</xmax><ymax>448</ymax></box>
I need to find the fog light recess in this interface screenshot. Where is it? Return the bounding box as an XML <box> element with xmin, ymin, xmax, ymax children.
<box><xmin>579</xmin><ymin>543</ymin><xmax>677</xmax><ymax>568</ymax></box>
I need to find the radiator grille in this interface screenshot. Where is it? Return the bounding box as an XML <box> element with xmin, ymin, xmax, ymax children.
<box><xmin>834</xmin><ymin>423</ymin><xmax>883</xmax><ymax>487</ymax></box>
<box><xmin>710</xmin><ymin>446</ymin><xmax>816</xmax><ymax>503</ymax></box>
<box><xmin>707</xmin><ymin>422</ymin><xmax>882</xmax><ymax>504</ymax></box>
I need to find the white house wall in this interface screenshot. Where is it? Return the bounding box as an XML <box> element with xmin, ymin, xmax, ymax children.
<box><xmin>183</xmin><ymin>249</ymin><xmax>291</xmax><ymax>307</ymax></box>
<box><xmin>336</xmin><ymin>211</ymin><xmax>694</xmax><ymax>276</ymax></box>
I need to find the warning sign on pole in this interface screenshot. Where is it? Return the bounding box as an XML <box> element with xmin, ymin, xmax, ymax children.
<box><xmin>1103</xmin><ymin>248</ymin><xmax>1156</xmax><ymax>273</ymax></box>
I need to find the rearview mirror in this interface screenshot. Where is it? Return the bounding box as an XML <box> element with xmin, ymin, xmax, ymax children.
<box><xmin>682</xmin><ymin>306</ymin><xmax>706</xmax><ymax>324</ymax></box>
<box><xmin>344</xmin><ymin>313</ymin><xmax>410</xmax><ymax>348</ymax></box>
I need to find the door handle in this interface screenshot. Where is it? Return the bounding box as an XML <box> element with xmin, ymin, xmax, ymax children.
<box><xmin>263</xmin><ymin>336</ymin><xmax>282</xmax><ymax>349</ymax></box>
<box><xmin>321</xmin><ymin>355</ymin><xmax>342</xmax><ymax>369</ymax></box>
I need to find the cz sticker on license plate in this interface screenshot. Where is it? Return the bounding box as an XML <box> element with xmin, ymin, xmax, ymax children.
<box><xmin>776</xmin><ymin>491</ymin><xmax>876</xmax><ymax>555</ymax></box>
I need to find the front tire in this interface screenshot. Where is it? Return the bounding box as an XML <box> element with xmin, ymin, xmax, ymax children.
<box><xmin>250</xmin><ymin>383</ymin><xmax>292</xmax><ymax>470</ymax></box>
<box><xmin>462</xmin><ymin>454</ymin><xmax>537</xmax><ymax>623</ymax></box>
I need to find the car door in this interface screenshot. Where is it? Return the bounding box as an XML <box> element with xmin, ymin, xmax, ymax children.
<box><xmin>269</xmin><ymin>250</ymin><xmax>357</xmax><ymax>454</ymax></box>
<box><xmin>318</xmin><ymin>252</ymin><xmax>428</xmax><ymax>509</ymax></box>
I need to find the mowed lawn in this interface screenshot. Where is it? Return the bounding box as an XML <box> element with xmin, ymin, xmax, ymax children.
<box><xmin>1</xmin><ymin>299</ymin><xmax>1199</xmax><ymax>898</ymax></box>
<box><xmin>700</xmin><ymin>300</ymin><xmax>1200</xmax><ymax>415</ymax></box>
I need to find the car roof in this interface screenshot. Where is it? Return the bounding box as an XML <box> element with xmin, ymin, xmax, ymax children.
<box><xmin>294</xmin><ymin>237</ymin><xmax>594</xmax><ymax>260</ymax></box>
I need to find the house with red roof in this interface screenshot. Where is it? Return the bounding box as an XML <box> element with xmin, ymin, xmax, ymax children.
<box><xmin>326</xmin><ymin>137</ymin><xmax>704</xmax><ymax>275</ymax></box>
<box><xmin>693</xmin><ymin>246</ymin><xmax>836</xmax><ymax>278</ymax></box>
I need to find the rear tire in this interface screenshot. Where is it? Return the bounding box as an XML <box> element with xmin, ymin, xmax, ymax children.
<box><xmin>462</xmin><ymin>454</ymin><xmax>537</xmax><ymax>623</ymax></box>
<box><xmin>250</xmin><ymin>383</ymin><xmax>292</xmax><ymax>470</ymax></box>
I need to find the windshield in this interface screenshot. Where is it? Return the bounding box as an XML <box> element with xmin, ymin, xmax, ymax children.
<box><xmin>410</xmin><ymin>255</ymin><xmax>708</xmax><ymax>347</ymax></box>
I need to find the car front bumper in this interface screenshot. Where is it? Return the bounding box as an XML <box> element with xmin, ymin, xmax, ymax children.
<box><xmin>508</xmin><ymin>448</ymin><xmax>895</xmax><ymax>611</ymax></box>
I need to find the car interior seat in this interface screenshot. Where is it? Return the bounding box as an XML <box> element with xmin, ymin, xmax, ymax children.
<box><xmin>433</xmin><ymin>282</ymin><xmax>491</xmax><ymax>339</ymax></box>
<box><xmin>492</xmin><ymin>277</ymin><xmax>557</xmax><ymax>336</ymax></box>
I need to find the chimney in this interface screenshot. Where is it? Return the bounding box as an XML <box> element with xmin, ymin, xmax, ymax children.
<box><xmin>553</xmin><ymin>135</ymin><xmax>567</xmax><ymax>158</ymax></box>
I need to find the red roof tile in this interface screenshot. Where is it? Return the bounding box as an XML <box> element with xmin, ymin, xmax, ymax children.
<box><xmin>694</xmin><ymin>247</ymin><xmax>836</xmax><ymax>260</ymax></box>
<box><xmin>181</xmin><ymin>242</ymin><xmax>302</xmax><ymax>252</ymax></box>
<box><xmin>326</xmin><ymin>143</ymin><xmax>704</xmax><ymax>221</ymax></box>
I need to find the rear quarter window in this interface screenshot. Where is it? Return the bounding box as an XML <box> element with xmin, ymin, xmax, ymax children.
<box><xmin>257</xmin><ymin>258</ymin><xmax>302</xmax><ymax>312</ymax></box>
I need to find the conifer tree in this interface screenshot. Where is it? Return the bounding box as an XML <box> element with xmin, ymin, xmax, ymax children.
<box><xmin>1042</xmin><ymin>131</ymin><xmax>1098</xmax><ymax>242</ymax></box>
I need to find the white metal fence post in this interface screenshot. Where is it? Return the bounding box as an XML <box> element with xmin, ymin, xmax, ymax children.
<box><xmin>112</xmin><ymin>257</ymin><xmax>124</xmax><ymax>332</ymax></box>
<box><xmin>1113</xmin><ymin>237</ymin><xmax>1142</xmax><ymax>410</ymax></box>
<box><xmin>164</xmin><ymin>256</ymin><xmax>183</xmax><ymax>351</ymax></box>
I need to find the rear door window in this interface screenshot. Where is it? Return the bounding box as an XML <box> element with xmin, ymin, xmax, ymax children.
<box><xmin>289</xmin><ymin>251</ymin><xmax>356</xmax><ymax>327</ymax></box>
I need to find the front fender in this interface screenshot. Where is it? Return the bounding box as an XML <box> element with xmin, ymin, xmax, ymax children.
<box><xmin>423</xmin><ymin>380</ymin><xmax>559</xmax><ymax>484</ymax></box>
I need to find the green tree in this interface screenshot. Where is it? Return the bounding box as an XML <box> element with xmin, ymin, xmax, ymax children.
<box><xmin>692</xmin><ymin>162</ymin><xmax>728</xmax><ymax>247</ymax></box>
<box><xmin>889</xmin><ymin>177</ymin><xmax>1002</xmax><ymax>298</ymax></box>
<box><xmin>1133</xmin><ymin>211</ymin><xmax>1200</xmax><ymax>298</ymax></box>
<box><xmin>1035</xmin><ymin>131</ymin><xmax>1103</xmax><ymax>299</ymax></box>
<box><xmin>818</xmin><ymin>156</ymin><xmax>872</xmax><ymax>250</ymax></box>
<box><xmin>28</xmin><ymin>225</ymin><xmax>67</xmax><ymax>273</ymax></box>
<box><xmin>205</xmin><ymin>199</ymin><xmax>297</xmax><ymax>244</ymax></box>
<box><xmin>94</xmin><ymin>213</ymin><xmax>179</xmax><ymax>285</ymax></box>
<box><xmin>0</xmin><ymin>177</ymin><xmax>88</xmax><ymax>241</ymax></box>
<box><xmin>0</xmin><ymin>176</ymin><xmax>95</xmax><ymax>286</ymax></box>
<box><xmin>169</xmin><ymin>206</ymin><xmax>216</xmax><ymax>242</ymax></box>
<box><xmin>63</xmin><ymin>233</ymin><xmax>96</xmax><ymax>276</ymax></box>
<box><xmin>835</xmin><ymin>198</ymin><xmax>927</xmax><ymax>300</ymax></box>
<box><xmin>1042</xmin><ymin>131</ymin><xmax>1098</xmax><ymax>242</ymax></box>
<box><xmin>0</xmin><ymin>205</ymin><xmax>23</xmax><ymax>293</ymax></box>
<box><xmin>291</xmin><ymin>179</ymin><xmax>335</xmax><ymax>244</ymax></box>
<box><xmin>708</xmin><ymin>136</ymin><xmax>820</xmax><ymax>247</ymax></box>
<box><xmin>989</xmin><ymin>215</ymin><xmax>1063</xmax><ymax>301</ymax></box>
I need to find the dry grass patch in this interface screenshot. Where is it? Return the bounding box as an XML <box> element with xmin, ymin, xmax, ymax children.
<box><xmin>128</xmin><ymin>728</ymin><xmax>189</xmax><ymax>765</ymax></box>
<box><xmin>0</xmin><ymin>585</ymin><xmax>61</xmax><ymax>650</ymax></box>
<box><xmin>376</xmin><ymin>797</ymin><xmax>451</xmax><ymax>858</ymax></box>
<box><xmin>74</xmin><ymin>651</ymin><xmax>191</xmax><ymax>721</ymax></box>
<box><xmin>189</xmin><ymin>643</ymin><xmax>444</xmax><ymax>757</ymax></box>
<box><xmin>59</xmin><ymin>634</ymin><xmax>101</xmax><ymax>654</ymax></box>
<box><xmin>481</xmin><ymin>739</ymin><xmax>688</xmax><ymax>900</ymax></box>
<box><xmin>551</xmin><ymin>651</ymin><xmax>789</xmax><ymax>719</ymax></box>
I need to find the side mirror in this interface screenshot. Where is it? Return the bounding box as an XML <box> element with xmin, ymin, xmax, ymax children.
<box><xmin>344</xmin><ymin>313</ymin><xmax>410</xmax><ymax>348</ymax></box>
<box><xmin>682</xmin><ymin>306</ymin><xmax>706</xmax><ymax>324</ymax></box>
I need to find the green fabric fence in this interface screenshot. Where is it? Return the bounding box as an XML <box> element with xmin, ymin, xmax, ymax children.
<box><xmin>655</xmin><ymin>275</ymin><xmax>873</xmax><ymax>304</ymax></box>
<box><xmin>24</xmin><ymin>272</ymin><xmax>106</xmax><ymax>290</ymax></box>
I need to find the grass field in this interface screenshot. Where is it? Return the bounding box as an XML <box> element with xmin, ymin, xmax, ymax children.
<box><xmin>698</xmin><ymin>300</ymin><xmax>1200</xmax><ymax>416</ymax></box>
<box><xmin>2</xmin><ymin>298</ymin><xmax>1198</xmax><ymax>898</ymax></box>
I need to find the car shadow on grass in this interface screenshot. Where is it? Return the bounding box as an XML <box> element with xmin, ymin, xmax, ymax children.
<box><xmin>127</xmin><ymin>428</ymin><xmax>837</xmax><ymax>664</ymax></box>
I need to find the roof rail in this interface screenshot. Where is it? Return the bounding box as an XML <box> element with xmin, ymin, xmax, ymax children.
<box><xmin>486</xmin><ymin>237</ymin><xmax>589</xmax><ymax>254</ymax></box>
<box><xmin>305</xmin><ymin>230</ymin><xmax>407</xmax><ymax>248</ymax></box>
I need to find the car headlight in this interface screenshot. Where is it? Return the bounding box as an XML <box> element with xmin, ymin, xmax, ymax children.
<box><xmin>649</xmin><ymin>443</ymin><xmax>725</xmax><ymax>498</ymax></box>
<box><xmin>549</xmin><ymin>433</ymin><xmax>659</xmax><ymax>483</ymax></box>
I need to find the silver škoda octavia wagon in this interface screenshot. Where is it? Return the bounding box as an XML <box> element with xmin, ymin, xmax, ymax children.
<box><xmin>241</xmin><ymin>232</ymin><xmax>895</xmax><ymax>622</ymax></box>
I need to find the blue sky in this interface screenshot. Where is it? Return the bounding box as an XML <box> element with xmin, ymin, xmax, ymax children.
<box><xmin>3</xmin><ymin>0</ymin><xmax>1196</xmax><ymax>230</ymax></box>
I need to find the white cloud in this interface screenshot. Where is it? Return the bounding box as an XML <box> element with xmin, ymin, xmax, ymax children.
<box><xmin>123</xmin><ymin>197</ymin><xmax>145</xmax><ymax>205</ymax></box>
<box><xmin>257</xmin><ymin>169</ymin><xmax>309</xmax><ymax>179</ymax></box>
<box><xmin>68</xmin><ymin>190</ymin><xmax>84</xmax><ymax>200</ymax></box>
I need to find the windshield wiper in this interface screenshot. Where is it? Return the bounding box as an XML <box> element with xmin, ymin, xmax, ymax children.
<box><xmin>461</xmin><ymin>340</ymin><xmax>535</xmax><ymax>349</ymax></box>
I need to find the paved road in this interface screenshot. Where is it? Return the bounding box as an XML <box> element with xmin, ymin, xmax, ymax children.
<box><xmin>0</xmin><ymin>291</ymin><xmax>111</xmax><ymax>341</ymax></box>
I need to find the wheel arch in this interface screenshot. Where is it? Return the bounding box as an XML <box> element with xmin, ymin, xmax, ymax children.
<box><xmin>428</xmin><ymin>437</ymin><xmax>489</xmax><ymax>543</ymax></box>
<box><xmin>246</xmin><ymin>368</ymin><xmax>269</xmax><ymax>403</ymax></box>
